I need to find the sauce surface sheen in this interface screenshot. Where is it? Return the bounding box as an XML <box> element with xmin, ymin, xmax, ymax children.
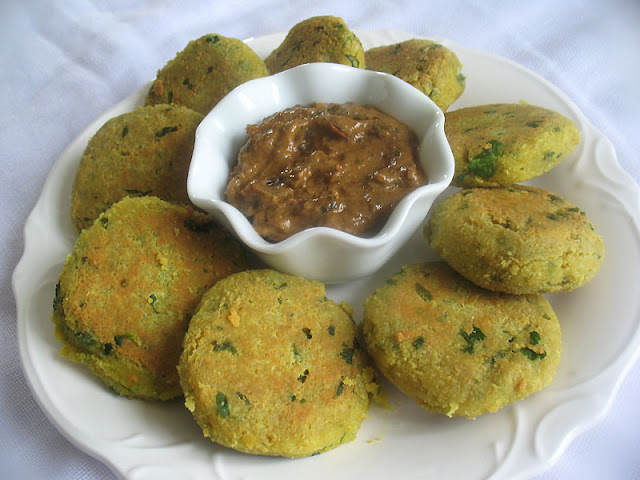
<box><xmin>225</xmin><ymin>102</ymin><xmax>427</xmax><ymax>242</ymax></box>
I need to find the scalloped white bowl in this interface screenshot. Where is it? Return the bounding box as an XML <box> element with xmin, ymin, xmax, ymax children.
<box><xmin>187</xmin><ymin>63</ymin><xmax>454</xmax><ymax>283</ymax></box>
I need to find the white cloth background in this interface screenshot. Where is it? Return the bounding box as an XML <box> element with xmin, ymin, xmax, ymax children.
<box><xmin>1</xmin><ymin>1</ymin><xmax>639</xmax><ymax>478</ymax></box>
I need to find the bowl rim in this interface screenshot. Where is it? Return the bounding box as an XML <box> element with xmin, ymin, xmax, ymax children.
<box><xmin>187</xmin><ymin>62</ymin><xmax>455</xmax><ymax>255</ymax></box>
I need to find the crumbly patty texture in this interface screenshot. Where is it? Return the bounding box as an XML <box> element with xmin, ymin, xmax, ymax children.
<box><xmin>178</xmin><ymin>269</ymin><xmax>380</xmax><ymax>457</ymax></box>
<box><xmin>53</xmin><ymin>196</ymin><xmax>250</xmax><ymax>400</ymax></box>
<box><xmin>71</xmin><ymin>104</ymin><xmax>203</xmax><ymax>231</ymax></box>
<box><xmin>145</xmin><ymin>33</ymin><xmax>269</xmax><ymax>115</ymax></box>
<box><xmin>265</xmin><ymin>16</ymin><xmax>365</xmax><ymax>73</ymax></box>
<box><xmin>364</xmin><ymin>38</ymin><xmax>465</xmax><ymax>111</ymax></box>
<box><xmin>363</xmin><ymin>262</ymin><xmax>561</xmax><ymax>418</ymax></box>
<box><xmin>445</xmin><ymin>103</ymin><xmax>581</xmax><ymax>187</ymax></box>
<box><xmin>425</xmin><ymin>185</ymin><xmax>604</xmax><ymax>294</ymax></box>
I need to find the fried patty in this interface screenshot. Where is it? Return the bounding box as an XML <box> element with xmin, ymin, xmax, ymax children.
<box><xmin>178</xmin><ymin>269</ymin><xmax>380</xmax><ymax>457</ymax></box>
<box><xmin>445</xmin><ymin>103</ymin><xmax>580</xmax><ymax>187</ymax></box>
<box><xmin>425</xmin><ymin>185</ymin><xmax>604</xmax><ymax>294</ymax></box>
<box><xmin>145</xmin><ymin>33</ymin><xmax>269</xmax><ymax>115</ymax></box>
<box><xmin>71</xmin><ymin>104</ymin><xmax>203</xmax><ymax>231</ymax></box>
<box><xmin>363</xmin><ymin>262</ymin><xmax>562</xmax><ymax>418</ymax></box>
<box><xmin>265</xmin><ymin>16</ymin><xmax>365</xmax><ymax>73</ymax></box>
<box><xmin>53</xmin><ymin>196</ymin><xmax>250</xmax><ymax>400</ymax></box>
<box><xmin>365</xmin><ymin>38</ymin><xmax>465</xmax><ymax>111</ymax></box>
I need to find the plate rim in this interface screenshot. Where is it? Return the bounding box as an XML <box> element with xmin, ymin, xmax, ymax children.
<box><xmin>12</xmin><ymin>28</ymin><xmax>640</xmax><ymax>480</ymax></box>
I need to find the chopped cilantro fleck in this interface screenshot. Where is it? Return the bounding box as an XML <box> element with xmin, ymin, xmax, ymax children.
<box><xmin>155</xmin><ymin>126</ymin><xmax>178</xmax><ymax>137</ymax></box>
<box><xmin>216</xmin><ymin>392</ymin><xmax>230</xmax><ymax>418</ymax></box>
<box><xmin>345</xmin><ymin>54</ymin><xmax>359</xmax><ymax>68</ymax></box>
<box><xmin>457</xmin><ymin>140</ymin><xmax>503</xmax><ymax>182</ymax></box>
<box><xmin>328</xmin><ymin>325</ymin><xmax>335</xmax><ymax>336</ymax></box>
<box><xmin>460</xmin><ymin>326</ymin><xmax>486</xmax><ymax>354</ymax></box>
<box><xmin>336</xmin><ymin>380</ymin><xmax>345</xmax><ymax>397</ymax></box>
<box><xmin>206</xmin><ymin>35</ymin><xmax>220</xmax><ymax>43</ymax></box>
<box><xmin>521</xmin><ymin>347</ymin><xmax>547</xmax><ymax>360</ymax></box>
<box><xmin>413</xmin><ymin>336</ymin><xmax>425</xmax><ymax>349</ymax></box>
<box><xmin>526</xmin><ymin>120</ymin><xmax>542</xmax><ymax>128</ymax></box>
<box><xmin>148</xmin><ymin>294</ymin><xmax>159</xmax><ymax>312</ymax></box>
<box><xmin>236</xmin><ymin>392</ymin><xmax>250</xmax><ymax>404</ymax></box>
<box><xmin>340</xmin><ymin>343</ymin><xmax>354</xmax><ymax>364</ymax></box>
<box><xmin>415</xmin><ymin>283</ymin><xmax>433</xmax><ymax>301</ymax></box>
<box><xmin>121</xmin><ymin>126</ymin><xmax>129</xmax><ymax>137</ymax></box>
<box><xmin>212</xmin><ymin>340</ymin><xmax>238</xmax><ymax>354</ymax></box>
<box><xmin>529</xmin><ymin>331</ymin><xmax>541</xmax><ymax>345</ymax></box>
<box><xmin>124</xmin><ymin>189</ymin><xmax>152</xmax><ymax>196</ymax></box>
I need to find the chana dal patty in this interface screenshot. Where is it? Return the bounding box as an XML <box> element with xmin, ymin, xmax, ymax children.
<box><xmin>145</xmin><ymin>33</ymin><xmax>269</xmax><ymax>115</ymax></box>
<box><xmin>71</xmin><ymin>104</ymin><xmax>203</xmax><ymax>231</ymax></box>
<box><xmin>265</xmin><ymin>16</ymin><xmax>365</xmax><ymax>73</ymax></box>
<box><xmin>178</xmin><ymin>269</ymin><xmax>380</xmax><ymax>457</ymax></box>
<box><xmin>365</xmin><ymin>38</ymin><xmax>465</xmax><ymax>111</ymax></box>
<box><xmin>425</xmin><ymin>185</ymin><xmax>604</xmax><ymax>294</ymax></box>
<box><xmin>445</xmin><ymin>103</ymin><xmax>580</xmax><ymax>187</ymax></box>
<box><xmin>53</xmin><ymin>196</ymin><xmax>249</xmax><ymax>400</ymax></box>
<box><xmin>363</xmin><ymin>262</ymin><xmax>561</xmax><ymax>418</ymax></box>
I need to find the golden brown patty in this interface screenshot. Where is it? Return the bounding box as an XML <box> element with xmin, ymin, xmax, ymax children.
<box><xmin>445</xmin><ymin>103</ymin><xmax>581</xmax><ymax>187</ymax></box>
<box><xmin>145</xmin><ymin>33</ymin><xmax>269</xmax><ymax>115</ymax></box>
<box><xmin>363</xmin><ymin>262</ymin><xmax>562</xmax><ymax>418</ymax></box>
<box><xmin>53</xmin><ymin>196</ymin><xmax>250</xmax><ymax>400</ymax></box>
<box><xmin>425</xmin><ymin>185</ymin><xmax>604</xmax><ymax>294</ymax></box>
<box><xmin>365</xmin><ymin>38</ymin><xmax>465</xmax><ymax>111</ymax></box>
<box><xmin>178</xmin><ymin>269</ymin><xmax>380</xmax><ymax>457</ymax></box>
<box><xmin>265</xmin><ymin>16</ymin><xmax>365</xmax><ymax>73</ymax></box>
<box><xmin>71</xmin><ymin>104</ymin><xmax>203</xmax><ymax>231</ymax></box>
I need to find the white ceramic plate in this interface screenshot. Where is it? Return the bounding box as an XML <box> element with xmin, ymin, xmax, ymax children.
<box><xmin>13</xmin><ymin>29</ymin><xmax>640</xmax><ymax>480</ymax></box>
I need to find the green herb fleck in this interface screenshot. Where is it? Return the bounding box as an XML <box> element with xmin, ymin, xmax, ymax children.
<box><xmin>121</xmin><ymin>126</ymin><xmax>129</xmax><ymax>137</ymax></box>
<box><xmin>124</xmin><ymin>189</ymin><xmax>152</xmax><ymax>196</ymax></box>
<box><xmin>489</xmin><ymin>350</ymin><xmax>509</xmax><ymax>365</ymax></box>
<box><xmin>521</xmin><ymin>347</ymin><xmax>547</xmax><ymax>360</ymax></box>
<box><xmin>529</xmin><ymin>331</ymin><xmax>541</xmax><ymax>345</ymax></box>
<box><xmin>415</xmin><ymin>283</ymin><xmax>433</xmax><ymax>301</ymax></box>
<box><xmin>212</xmin><ymin>340</ymin><xmax>238</xmax><ymax>354</ymax></box>
<box><xmin>236</xmin><ymin>392</ymin><xmax>250</xmax><ymax>404</ymax></box>
<box><xmin>297</xmin><ymin>369</ymin><xmax>309</xmax><ymax>383</ymax></box>
<box><xmin>103</xmin><ymin>343</ymin><xmax>113</xmax><ymax>355</ymax></box>
<box><xmin>99</xmin><ymin>217</ymin><xmax>109</xmax><ymax>229</ymax></box>
<box><xmin>542</xmin><ymin>313</ymin><xmax>551</xmax><ymax>320</ymax></box>
<box><xmin>413</xmin><ymin>336</ymin><xmax>425</xmax><ymax>349</ymax></box>
<box><xmin>302</xmin><ymin>327</ymin><xmax>312</xmax><ymax>339</ymax></box>
<box><xmin>155</xmin><ymin>126</ymin><xmax>178</xmax><ymax>137</ymax></box>
<box><xmin>526</xmin><ymin>120</ymin><xmax>542</xmax><ymax>128</ymax></box>
<box><xmin>148</xmin><ymin>293</ymin><xmax>158</xmax><ymax>312</ymax></box>
<box><xmin>216</xmin><ymin>392</ymin><xmax>230</xmax><ymax>418</ymax></box>
<box><xmin>340</xmin><ymin>343</ymin><xmax>354</xmax><ymax>365</ymax></box>
<box><xmin>345</xmin><ymin>54</ymin><xmax>359</xmax><ymax>68</ymax></box>
<box><xmin>206</xmin><ymin>35</ymin><xmax>220</xmax><ymax>43</ymax></box>
<box><xmin>548</xmin><ymin>194</ymin><xmax>563</xmax><ymax>203</ymax></box>
<box><xmin>328</xmin><ymin>325</ymin><xmax>335</xmax><ymax>336</ymax></box>
<box><xmin>460</xmin><ymin>326</ymin><xmax>486</xmax><ymax>354</ymax></box>
<box><xmin>182</xmin><ymin>78</ymin><xmax>194</xmax><ymax>90</ymax></box>
<box><xmin>336</xmin><ymin>380</ymin><xmax>345</xmax><ymax>397</ymax></box>
<box><xmin>457</xmin><ymin>140</ymin><xmax>503</xmax><ymax>183</ymax></box>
